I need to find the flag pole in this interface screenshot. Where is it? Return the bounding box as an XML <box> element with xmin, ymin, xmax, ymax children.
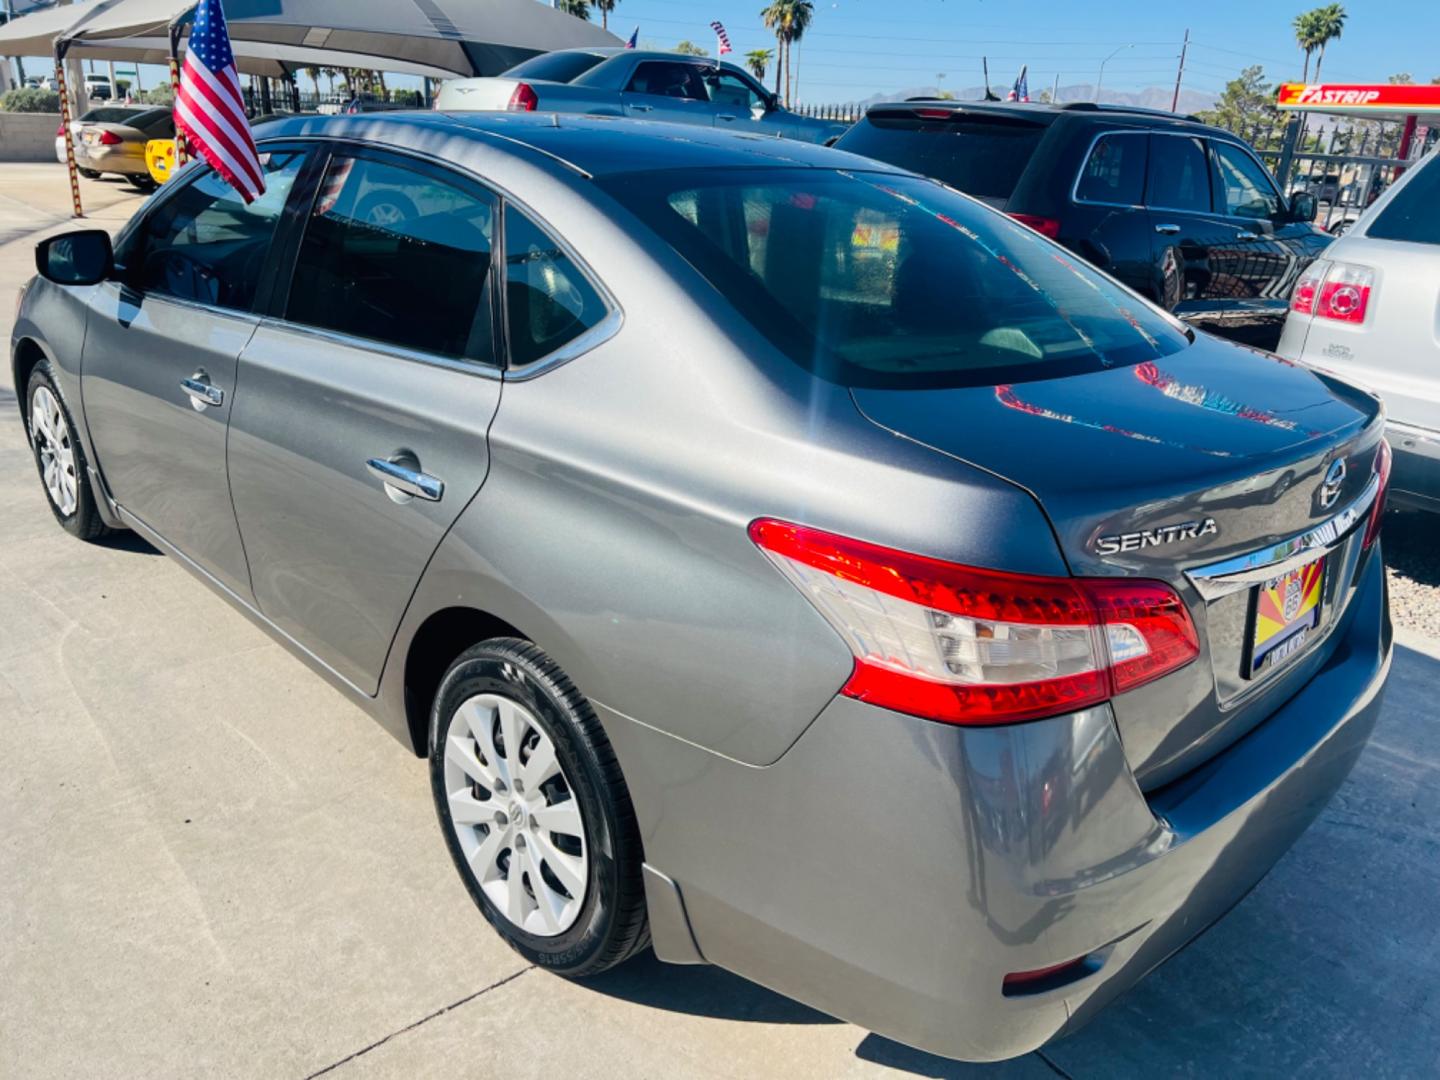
<box><xmin>169</xmin><ymin>18</ymin><xmax>189</xmax><ymax>167</ymax></box>
<box><xmin>53</xmin><ymin>39</ymin><xmax>84</xmax><ymax>219</ymax></box>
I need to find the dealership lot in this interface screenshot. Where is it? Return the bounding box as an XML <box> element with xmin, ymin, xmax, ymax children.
<box><xmin>3</xmin><ymin>164</ymin><xmax>1440</xmax><ymax>1078</ymax></box>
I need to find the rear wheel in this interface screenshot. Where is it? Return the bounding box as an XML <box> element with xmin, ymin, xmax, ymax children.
<box><xmin>78</xmin><ymin>168</ymin><xmax>100</xmax><ymax>180</ymax></box>
<box><xmin>26</xmin><ymin>361</ymin><xmax>110</xmax><ymax>541</ymax></box>
<box><xmin>128</xmin><ymin>175</ymin><xmax>157</xmax><ymax>193</ymax></box>
<box><xmin>429</xmin><ymin>639</ymin><xmax>649</xmax><ymax>975</ymax></box>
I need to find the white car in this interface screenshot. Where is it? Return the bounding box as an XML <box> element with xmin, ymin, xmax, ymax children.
<box><xmin>1278</xmin><ymin>149</ymin><xmax>1440</xmax><ymax>512</ymax></box>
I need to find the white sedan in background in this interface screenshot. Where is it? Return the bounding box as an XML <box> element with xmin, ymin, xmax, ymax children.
<box><xmin>1279</xmin><ymin>149</ymin><xmax>1440</xmax><ymax>512</ymax></box>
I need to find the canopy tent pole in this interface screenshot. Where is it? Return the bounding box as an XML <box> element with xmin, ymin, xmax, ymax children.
<box><xmin>53</xmin><ymin>39</ymin><xmax>84</xmax><ymax>219</ymax></box>
<box><xmin>168</xmin><ymin>18</ymin><xmax>189</xmax><ymax>167</ymax></box>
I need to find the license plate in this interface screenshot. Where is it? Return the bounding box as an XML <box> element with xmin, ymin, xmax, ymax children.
<box><xmin>1246</xmin><ymin>558</ymin><xmax>1325</xmax><ymax>678</ymax></box>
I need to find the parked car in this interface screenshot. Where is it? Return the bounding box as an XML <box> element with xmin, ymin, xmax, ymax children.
<box><xmin>54</xmin><ymin>105</ymin><xmax>152</xmax><ymax>180</ymax></box>
<box><xmin>70</xmin><ymin>106</ymin><xmax>175</xmax><ymax>191</ymax></box>
<box><xmin>1292</xmin><ymin>171</ymin><xmax>1341</xmax><ymax>204</ymax></box>
<box><xmin>83</xmin><ymin>75</ymin><xmax>114</xmax><ymax>101</ymax></box>
<box><xmin>835</xmin><ymin>100</ymin><xmax>1329</xmax><ymax>348</ymax></box>
<box><xmin>13</xmin><ymin>113</ymin><xmax>1392</xmax><ymax>1064</ymax></box>
<box><xmin>1279</xmin><ymin>149</ymin><xmax>1440</xmax><ymax>512</ymax></box>
<box><xmin>436</xmin><ymin>47</ymin><xmax>848</xmax><ymax>145</ymax></box>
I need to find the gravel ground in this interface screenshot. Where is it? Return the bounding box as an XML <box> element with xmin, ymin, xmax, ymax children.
<box><xmin>1383</xmin><ymin>509</ymin><xmax>1440</xmax><ymax>640</ymax></box>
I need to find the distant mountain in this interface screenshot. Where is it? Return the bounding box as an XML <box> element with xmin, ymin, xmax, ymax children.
<box><xmin>849</xmin><ymin>85</ymin><xmax>1217</xmax><ymax>116</ymax></box>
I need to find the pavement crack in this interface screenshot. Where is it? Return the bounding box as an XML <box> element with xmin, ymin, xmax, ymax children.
<box><xmin>1036</xmin><ymin>1050</ymin><xmax>1076</xmax><ymax>1080</ymax></box>
<box><xmin>303</xmin><ymin>966</ymin><xmax>535</xmax><ymax>1078</ymax></box>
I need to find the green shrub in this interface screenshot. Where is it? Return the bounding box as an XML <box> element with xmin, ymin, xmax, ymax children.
<box><xmin>392</xmin><ymin>89</ymin><xmax>422</xmax><ymax>108</ymax></box>
<box><xmin>0</xmin><ymin>88</ymin><xmax>61</xmax><ymax>113</ymax></box>
<box><xmin>143</xmin><ymin>84</ymin><xmax>175</xmax><ymax>106</ymax></box>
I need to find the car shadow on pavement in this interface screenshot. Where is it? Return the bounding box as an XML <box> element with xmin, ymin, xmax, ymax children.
<box><xmin>1383</xmin><ymin>510</ymin><xmax>1440</xmax><ymax>587</ymax></box>
<box><xmin>586</xmin><ymin>950</ymin><xmax>835</xmax><ymax>1025</ymax></box>
<box><xmin>95</xmin><ymin>529</ymin><xmax>162</xmax><ymax>556</ymax></box>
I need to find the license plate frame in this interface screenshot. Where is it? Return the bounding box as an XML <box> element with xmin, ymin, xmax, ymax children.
<box><xmin>1243</xmin><ymin>557</ymin><xmax>1326</xmax><ymax>679</ymax></box>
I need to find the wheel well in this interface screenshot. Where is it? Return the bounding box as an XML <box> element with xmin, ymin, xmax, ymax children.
<box><xmin>403</xmin><ymin>607</ymin><xmax>528</xmax><ymax>756</ymax></box>
<box><xmin>12</xmin><ymin>338</ymin><xmax>44</xmax><ymax>427</ymax></box>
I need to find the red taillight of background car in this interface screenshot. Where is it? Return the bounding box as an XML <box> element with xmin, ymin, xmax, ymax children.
<box><xmin>97</xmin><ymin>130</ymin><xmax>123</xmax><ymax>146</ymax></box>
<box><xmin>56</xmin><ymin>123</ymin><xmax>67</xmax><ymax>138</ymax></box>
<box><xmin>507</xmin><ymin>83</ymin><xmax>539</xmax><ymax>112</ymax></box>
<box><xmin>749</xmin><ymin>519</ymin><xmax>1199</xmax><ymax>727</ymax></box>
<box><xmin>1363</xmin><ymin>438</ymin><xmax>1392</xmax><ymax>551</ymax></box>
<box><xmin>1291</xmin><ymin>260</ymin><xmax>1374</xmax><ymax>324</ymax></box>
<box><xmin>1007</xmin><ymin>213</ymin><xmax>1062</xmax><ymax>239</ymax></box>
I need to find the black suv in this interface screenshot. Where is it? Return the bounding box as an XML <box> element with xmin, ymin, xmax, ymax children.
<box><xmin>835</xmin><ymin>101</ymin><xmax>1327</xmax><ymax>347</ymax></box>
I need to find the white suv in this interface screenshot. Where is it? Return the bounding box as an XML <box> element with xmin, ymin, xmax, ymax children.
<box><xmin>1278</xmin><ymin>149</ymin><xmax>1440</xmax><ymax>512</ymax></box>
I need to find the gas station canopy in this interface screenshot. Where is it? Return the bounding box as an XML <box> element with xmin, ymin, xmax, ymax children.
<box><xmin>1277</xmin><ymin>83</ymin><xmax>1440</xmax><ymax>119</ymax></box>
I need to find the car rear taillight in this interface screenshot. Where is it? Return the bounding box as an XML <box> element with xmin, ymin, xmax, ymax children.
<box><xmin>97</xmin><ymin>130</ymin><xmax>123</xmax><ymax>145</ymax></box>
<box><xmin>1363</xmin><ymin>438</ymin><xmax>1392</xmax><ymax>551</ymax></box>
<box><xmin>1291</xmin><ymin>260</ymin><xmax>1374</xmax><ymax>324</ymax></box>
<box><xmin>56</xmin><ymin>123</ymin><xmax>67</xmax><ymax>138</ymax></box>
<box><xmin>912</xmin><ymin>107</ymin><xmax>953</xmax><ymax>120</ymax></box>
<box><xmin>749</xmin><ymin>520</ymin><xmax>1199</xmax><ymax>727</ymax></box>
<box><xmin>507</xmin><ymin>82</ymin><xmax>539</xmax><ymax>112</ymax></box>
<box><xmin>1007</xmin><ymin>213</ymin><xmax>1062</xmax><ymax>239</ymax></box>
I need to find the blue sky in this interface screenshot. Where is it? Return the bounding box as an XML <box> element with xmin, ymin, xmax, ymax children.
<box><xmin>609</xmin><ymin>0</ymin><xmax>1435</xmax><ymax>102</ymax></box>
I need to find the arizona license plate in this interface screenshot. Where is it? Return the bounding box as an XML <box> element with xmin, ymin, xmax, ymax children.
<box><xmin>1246</xmin><ymin>558</ymin><xmax>1325</xmax><ymax>677</ymax></box>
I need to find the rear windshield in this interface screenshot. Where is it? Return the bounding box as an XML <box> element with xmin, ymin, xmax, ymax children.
<box><xmin>79</xmin><ymin>107</ymin><xmax>146</xmax><ymax>124</ymax></box>
<box><xmin>1367</xmin><ymin>158</ymin><xmax>1440</xmax><ymax>245</ymax></box>
<box><xmin>836</xmin><ymin>112</ymin><xmax>1047</xmax><ymax>201</ymax></box>
<box><xmin>503</xmin><ymin>51</ymin><xmax>606</xmax><ymax>84</ymax></box>
<box><xmin>599</xmin><ymin>168</ymin><xmax>1189</xmax><ymax>389</ymax></box>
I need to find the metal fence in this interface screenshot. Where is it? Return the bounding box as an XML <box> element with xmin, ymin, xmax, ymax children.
<box><xmin>792</xmin><ymin>102</ymin><xmax>864</xmax><ymax>123</ymax></box>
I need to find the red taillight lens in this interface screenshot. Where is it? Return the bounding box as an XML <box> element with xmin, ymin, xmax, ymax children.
<box><xmin>507</xmin><ymin>82</ymin><xmax>539</xmax><ymax>112</ymax></box>
<box><xmin>97</xmin><ymin>130</ymin><xmax>123</xmax><ymax>146</ymax></box>
<box><xmin>749</xmin><ymin>519</ymin><xmax>1199</xmax><ymax>727</ymax></box>
<box><xmin>1363</xmin><ymin>438</ymin><xmax>1392</xmax><ymax>551</ymax></box>
<box><xmin>1294</xmin><ymin>260</ymin><xmax>1374</xmax><ymax>324</ymax></box>
<box><xmin>56</xmin><ymin>123</ymin><xmax>67</xmax><ymax>138</ymax></box>
<box><xmin>1006</xmin><ymin>213</ymin><xmax>1062</xmax><ymax>239</ymax></box>
<box><xmin>1290</xmin><ymin>260</ymin><xmax>1328</xmax><ymax>316</ymax></box>
<box><xmin>912</xmin><ymin>107</ymin><xmax>953</xmax><ymax>120</ymax></box>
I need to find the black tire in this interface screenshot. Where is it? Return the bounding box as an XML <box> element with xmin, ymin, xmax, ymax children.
<box><xmin>429</xmin><ymin>638</ymin><xmax>649</xmax><ymax>976</ymax></box>
<box><xmin>78</xmin><ymin>168</ymin><xmax>101</xmax><ymax>180</ymax></box>
<box><xmin>25</xmin><ymin>360</ymin><xmax>111</xmax><ymax>541</ymax></box>
<box><xmin>127</xmin><ymin>175</ymin><xmax>157</xmax><ymax>193</ymax></box>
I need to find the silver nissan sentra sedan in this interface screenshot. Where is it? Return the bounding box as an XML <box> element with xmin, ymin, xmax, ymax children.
<box><xmin>12</xmin><ymin>113</ymin><xmax>1392</xmax><ymax>1062</ymax></box>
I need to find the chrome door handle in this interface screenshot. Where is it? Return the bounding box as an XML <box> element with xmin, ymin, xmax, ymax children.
<box><xmin>1154</xmin><ymin>223</ymin><xmax>1181</xmax><ymax>236</ymax></box>
<box><xmin>716</xmin><ymin>114</ymin><xmax>737</xmax><ymax>122</ymax></box>
<box><xmin>180</xmin><ymin>375</ymin><xmax>223</xmax><ymax>408</ymax></box>
<box><xmin>1236</xmin><ymin>231</ymin><xmax>1260</xmax><ymax>241</ymax></box>
<box><xmin>629</xmin><ymin>104</ymin><xmax>652</xmax><ymax>112</ymax></box>
<box><xmin>366</xmin><ymin>457</ymin><xmax>443</xmax><ymax>502</ymax></box>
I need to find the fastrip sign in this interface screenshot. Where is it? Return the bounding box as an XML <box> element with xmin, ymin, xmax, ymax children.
<box><xmin>1277</xmin><ymin>83</ymin><xmax>1440</xmax><ymax>117</ymax></box>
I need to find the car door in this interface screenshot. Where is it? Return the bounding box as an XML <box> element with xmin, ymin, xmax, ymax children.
<box><xmin>225</xmin><ymin>148</ymin><xmax>504</xmax><ymax>695</ymax></box>
<box><xmin>81</xmin><ymin>149</ymin><xmax>311</xmax><ymax>599</ymax></box>
<box><xmin>620</xmin><ymin>60</ymin><xmax>715</xmax><ymax>125</ymax></box>
<box><xmin>1143</xmin><ymin>132</ymin><xmax>1237</xmax><ymax>317</ymax></box>
<box><xmin>1068</xmin><ymin>130</ymin><xmax>1154</xmax><ymax>297</ymax></box>
<box><xmin>703</xmin><ymin>69</ymin><xmax>791</xmax><ymax>136</ymax></box>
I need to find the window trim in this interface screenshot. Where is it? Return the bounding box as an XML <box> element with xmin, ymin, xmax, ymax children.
<box><xmin>1070</xmin><ymin>129</ymin><xmax>1149</xmax><ymax>208</ymax></box>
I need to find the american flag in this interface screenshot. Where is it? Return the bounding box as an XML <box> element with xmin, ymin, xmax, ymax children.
<box><xmin>175</xmin><ymin>0</ymin><xmax>265</xmax><ymax>203</ymax></box>
<box><xmin>625</xmin><ymin>26</ymin><xmax>638</xmax><ymax>49</ymax></box>
<box><xmin>1006</xmin><ymin>65</ymin><xmax>1030</xmax><ymax>103</ymax></box>
<box><xmin>709</xmin><ymin>20</ymin><xmax>733</xmax><ymax>56</ymax></box>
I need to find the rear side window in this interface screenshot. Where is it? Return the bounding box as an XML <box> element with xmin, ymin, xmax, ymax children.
<box><xmin>503</xmin><ymin>51</ymin><xmax>606</xmax><ymax>83</ymax></box>
<box><xmin>1075</xmin><ymin>133</ymin><xmax>1147</xmax><ymax>205</ymax></box>
<box><xmin>838</xmin><ymin>113</ymin><xmax>1046</xmax><ymax>201</ymax></box>
<box><xmin>1210</xmin><ymin>142</ymin><xmax>1281</xmax><ymax>219</ymax></box>
<box><xmin>1146</xmin><ymin>135</ymin><xmax>1210</xmax><ymax>213</ymax></box>
<box><xmin>503</xmin><ymin>206</ymin><xmax>609</xmax><ymax>367</ymax></box>
<box><xmin>126</xmin><ymin>150</ymin><xmax>306</xmax><ymax>311</ymax></box>
<box><xmin>286</xmin><ymin>155</ymin><xmax>497</xmax><ymax>362</ymax></box>
<box><xmin>1367</xmin><ymin>158</ymin><xmax>1440</xmax><ymax>245</ymax></box>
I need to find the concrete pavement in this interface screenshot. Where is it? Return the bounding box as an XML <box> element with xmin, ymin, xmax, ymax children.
<box><xmin>1</xmin><ymin>163</ymin><xmax>1438</xmax><ymax>1079</ymax></box>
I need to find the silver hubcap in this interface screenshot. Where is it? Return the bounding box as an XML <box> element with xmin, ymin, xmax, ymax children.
<box><xmin>29</xmin><ymin>385</ymin><xmax>78</xmax><ymax>517</ymax></box>
<box><xmin>443</xmin><ymin>693</ymin><xmax>588</xmax><ymax>937</ymax></box>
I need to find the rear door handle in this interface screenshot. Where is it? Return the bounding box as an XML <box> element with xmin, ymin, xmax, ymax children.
<box><xmin>716</xmin><ymin>114</ymin><xmax>737</xmax><ymax>122</ymax></box>
<box><xmin>366</xmin><ymin>457</ymin><xmax>444</xmax><ymax>502</ymax></box>
<box><xmin>1236</xmin><ymin>231</ymin><xmax>1260</xmax><ymax>241</ymax></box>
<box><xmin>629</xmin><ymin>103</ymin><xmax>653</xmax><ymax>112</ymax></box>
<box><xmin>180</xmin><ymin>375</ymin><xmax>223</xmax><ymax>408</ymax></box>
<box><xmin>1154</xmin><ymin>223</ymin><xmax>1181</xmax><ymax>236</ymax></box>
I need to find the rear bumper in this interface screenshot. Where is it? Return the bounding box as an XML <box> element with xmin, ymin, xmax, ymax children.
<box><xmin>607</xmin><ymin>549</ymin><xmax>1391</xmax><ymax>1062</ymax></box>
<box><xmin>1387</xmin><ymin>420</ymin><xmax>1440</xmax><ymax>512</ymax></box>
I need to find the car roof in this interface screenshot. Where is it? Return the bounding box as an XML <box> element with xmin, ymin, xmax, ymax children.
<box><xmin>864</xmin><ymin>99</ymin><xmax>1211</xmax><ymax>130</ymax></box>
<box><xmin>257</xmin><ymin>111</ymin><xmax>899</xmax><ymax>178</ymax></box>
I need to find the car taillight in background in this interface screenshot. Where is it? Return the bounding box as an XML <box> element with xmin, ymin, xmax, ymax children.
<box><xmin>507</xmin><ymin>83</ymin><xmax>539</xmax><ymax>112</ymax></box>
<box><xmin>96</xmin><ymin>130</ymin><xmax>123</xmax><ymax>146</ymax></box>
<box><xmin>1290</xmin><ymin>259</ymin><xmax>1374</xmax><ymax>324</ymax></box>
<box><xmin>749</xmin><ymin>519</ymin><xmax>1199</xmax><ymax>727</ymax></box>
<box><xmin>1007</xmin><ymin>213</ymin><xmax>1062</xmax><ymax>239</ymax></box>
<box><xmin>56</xmin><ymin>123</ymin><xmax>67</xmax><ymax>138</ymax></box>
<box><xmin>1363</xmin><ymin>438</ymin><xmax>1392</xmax><ymax>551</ymax></box>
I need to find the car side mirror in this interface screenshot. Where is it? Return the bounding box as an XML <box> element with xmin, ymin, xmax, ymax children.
<box><xmin>35</xmin><ymin>230</ymin><xmax>113</xmax><ymax>286</ymax></box>
<box><xmin>1289</xmin><ymin>192</ymin><xmax>1318</xmax><ymax>224</ymax></box>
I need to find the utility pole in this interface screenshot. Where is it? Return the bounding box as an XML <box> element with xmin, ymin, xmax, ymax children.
<box><xmin>1051</xmin><ymin>73</ymin><xmax>1060</xmax><ymax>104</ymax></box>
<box><xmin>1170</xmin><ymin>28</ymin><xmax>1190</xmax><ymax>113</ymax></box>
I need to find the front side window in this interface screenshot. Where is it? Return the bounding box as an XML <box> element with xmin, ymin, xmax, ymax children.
<box><xmin>625</xmin><ymin>61</ymin><xmax>709</xmax><ymax>101</ymax></box>
<box><xmin>126</xmin><ymin>150</ymin><xmax>306</xmax><ymax>311</ymax></box>
<box><xmin>1145</xmin><ymin>135</ymin><xmax>1210</xmax><ymax>213</ymax></box>
<box><xmin>1211</xmin><ymin>142</ymin><xmax>1281</xmax><ymax>219</ymax></box>
<box><xmin>600</xmin><ymin>168</ymin><xmax>1189</xmax><ymax>389</ymax></box>
<box><xmin>1075</xmin><ymin>133</ymin><xmax>1147</xmax><ymax>205</ymax></box>
<box><xmin>503</xmin><ymin>206</ymin><xmax>608</xmax><ymax>367</ymax></box>
<box><xmin>707</xmin><ymin>71</ymin><xmax>767</xmax><ymax>111</ymax></box>
<box><xmin>286</xmin><ymin>155</ymin><xmax>497</xmax><ymax>362</ymax></box>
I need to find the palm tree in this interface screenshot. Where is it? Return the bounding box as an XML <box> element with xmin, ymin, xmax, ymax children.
<box><xmin>590</xmin><ymin>0</ymin><xmax>616</xmax><ymax>30</ymax></box>
<box><xmin>557</xmin><ymin>0</ymin><xmax>590</xmax><ymax>19</ymax></box>
<box><xmin>302</xmin><ymin>65</ymin><xmax>322</xmax><ymax>104</ymax></box>
<box><xmin>761</xmin><ymin>3</ymin><xmax>789</xmax><ymax>98</ymax></box>
<box><xmin>1310</xmin><ymin>4</ymin><xmax>1347</xmax><ymax>83</ymax></box>
<box><xmin>762</xmin><ymin>1</ymin><xmax>815</xmax><ymax>106</ymax></box>
<box><xmin>745</xmin><ymin>49</ymin><xmax>773</xmax><ymax>83</ymax></box>
<box><xmin>1293</xmin><ymin>9</ymin><xmax>1323</xmax><ymax>81</ymax></box>
<box><xmin>784</xmin><ymin>1</ymin><xmax>813</xmax><ymax>105</ymax></box>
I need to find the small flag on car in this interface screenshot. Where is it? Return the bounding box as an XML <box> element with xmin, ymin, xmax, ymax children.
<box><xmin>1007</xmin><ymin>65</ymin><xmax>1030</xmax><ymax>103</ymax></box>
<box><xmin>710</xmin><ymin>20</ymin><xmax>733</xmax><ymax>56</ymax></box>
<box><xmin>625</xmin><ymin>26</ymin><xmax>639</xmax><ymax>49</ymax></box>
<box><xmin>174</xmin><ymin>0</ymin><xmax>266</xmax><ymax>203</ymax></box>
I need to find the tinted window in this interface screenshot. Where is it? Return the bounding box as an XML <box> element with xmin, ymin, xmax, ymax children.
<box><xmin>837</xmin><ymin>113</ymin><xmax>1046</xmax><ymax>201</ymax></box>
<box><xmin>626</xmin><ymin>61</ymin><xmax>709</xmax><ymax>101</ymax></box>
<box><xmin>707</xmin><ymin>71</ymin><xmax>767</xmax><ymax>110</ymax></box>
<box><xmin>504</xmin><ymin>51</ymin><xmax>607</xmax><ymax>83</ymax></box>
<box><xmin>1211</xmin><ymin>142</ymin><xmax>1280</xmax><ymax>219</ymax></box>
<box><xmin>79</xmin><ymin>107</ymin><xmax>145</xmax><ymax>124</ymax></box>
<box><xmin>1367</xmin><ymin>157</ymin><xmax>1440</xmax><ymax>245</ymax></box>
<box><xmin>601</xmin><ymin>169</ymin><xmax>1188</xmax><ymax>389</ymax></box>
<box><xmin>128</xmin><ymin>150</ymin><xmax>305</xmax><ymax>310</ymax></box>
<box><xmin>1145</xmin><ymin>134</ymin><xmax>1211</xmax><ymax>212</ymax></box>
<box><xmin>503</xmin><ymin>206</ymin><xmax>609</xmax><ymax>367</ymax></box>
<box><xmin>287</xmin><ymin>156</ymin><xmax>497</xmax><ymax>361</ymax></box>
<box><xmin>135</xmin><ymin>110</ymin><xmax>176</xmax><ymax>137</ymax></box>
<box><xmin>1075</xmin><ymin>133</ymin><xmax>1146</xmax><ymax>205</ymax></box>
